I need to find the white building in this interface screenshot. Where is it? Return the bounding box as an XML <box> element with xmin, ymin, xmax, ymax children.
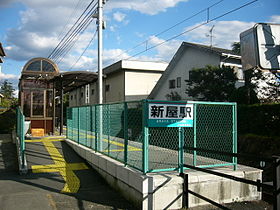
<box><xmin>69</xmin><ymin>60</ymin><xmax>168</xmax><ymax>107</ymax></box>
<box><xmin>148</xmin><ymin>42</ymin><xmax>244</xmax><ymax>101</ymax></box>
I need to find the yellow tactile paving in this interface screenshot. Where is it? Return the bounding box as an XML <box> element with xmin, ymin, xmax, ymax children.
<box><xmin>69</xmin><ymin>130</ymin><xmax>142</xmax><ymax>152</ymax></box>
<box><xmin>30</xmin><ymin>137</ymin><xmax>89</xmax><ymax>193</ymax></box>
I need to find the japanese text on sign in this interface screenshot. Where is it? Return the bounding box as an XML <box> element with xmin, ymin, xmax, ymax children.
<box><xmin>148</xmin><ymin>103</ymin><xmax>193</xmax><ymax>127</ymax></box>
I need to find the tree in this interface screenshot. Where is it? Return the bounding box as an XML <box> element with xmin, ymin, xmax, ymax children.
<box><xmin>165</xmin><ymin>91</ymin><xmax>182</xmax><ymax>101</ymax></box>
<box><xmin>0</xmin><ymin>80</ymin><xmax>15</xmax><ymax>98</ymax></box>
<box><xmin>185</xmin><ymin>65</ymin><xmax>238</xmax><ymax>102</ymax></box>
<box><xmin>252</xmin><ymin>70</ymin><xmax>280</xmax><ymax>103</ymax></box>
<box><xmin>231</xmin><ymin>42</ymin><xmax>279</xmax><ymax>103</ymax></box>
<box><xmin>231</xmin><ymin>42</ymin><xmax>240</xmax><ymax>54</ymax></box>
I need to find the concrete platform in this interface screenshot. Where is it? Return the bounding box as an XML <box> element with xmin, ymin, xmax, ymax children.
<box><xmin>65</xmin><ymin>138</ymin><xmax>262</xmax><ymax>210</ymax></box>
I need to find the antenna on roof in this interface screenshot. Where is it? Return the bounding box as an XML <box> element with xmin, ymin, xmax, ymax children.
<box><xmin>206</xmin><ymin>25</ymin><xmax>215</xmax><ymax>48</ymax></box>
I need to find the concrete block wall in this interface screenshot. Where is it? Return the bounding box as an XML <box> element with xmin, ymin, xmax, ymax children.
<box><xmin>65</xmin><ymin>139</ymin><xmax>262</xmax><ymax>210</ymax></box>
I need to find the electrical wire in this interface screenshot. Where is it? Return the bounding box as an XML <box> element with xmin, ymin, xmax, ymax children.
<box><xmin>56</xmin><ymin>0</ymin><xmax>84</xmax><ymax>42</ymax></box>
<box><xmin>48</xmin><ymin>0</ymin><xmax>97</xmax><ymax>60</ymax></box>
<box><xmin>125</xmin><ymin>0</ymin><xmax>258</xmax><ymax>61</ymax></box>
<box><xmin>104</xmin><ymin>0</ymin><xmax>225</xmax><ymax>66</ymax></box>
<box><xmin>51</xmin><ymin>4</ymin><xmax>97</xmax><ymax>62</ymax></box>
<box><xmin>69</xmin><ymin>29</ymin><xmax>98</xmax><ymax>70</ymax></box>
<box><xmin>56</xmin><ymin>17</ymin><xmax>95</xmax><ymax>65</ymax></box>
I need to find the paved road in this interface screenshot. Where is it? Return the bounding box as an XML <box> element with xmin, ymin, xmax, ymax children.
<box><xmin>0</xmin><ymin>135</ymin><xmax>135</xmax><ymax>210</ymax></box>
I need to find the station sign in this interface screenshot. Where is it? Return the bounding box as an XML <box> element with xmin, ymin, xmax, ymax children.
<box><xmin>148</xmin><ymin>102</ymin><xmax>193</xmax><ymax>127</ymax></box>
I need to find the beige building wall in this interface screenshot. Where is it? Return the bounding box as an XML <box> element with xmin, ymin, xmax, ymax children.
<box><xmin>104</xmin><ymin>71</ymin><xmax>125</xmax><ymax>103</ymax></box>
<box><xmin>89</xmin><ymin>83</ymin><xmax>98</xmax><ymax>105</ymax></box>
<box><xmin>125</xmin><ymin>71</ymin><xmax>162</xmax><ymax>101</ymax></box>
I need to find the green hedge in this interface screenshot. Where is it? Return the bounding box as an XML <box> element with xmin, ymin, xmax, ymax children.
<box><xmin>238</xmin><ymin>103</ymin><xmax>280</xmax><ymax>137</ymax></box>
<box><xmin>0</xmin><ymin>108</ymin><xmax>16</xmax><ymax>134</ymax></box>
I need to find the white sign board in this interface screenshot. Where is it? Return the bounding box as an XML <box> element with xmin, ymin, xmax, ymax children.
<box><xmin>148</xmin><ymin>103</ymin><xmax>193</xmax><ymax>127</ymax></box>
<box><xmin>240</xmin><ymin>23</ymin><xmax>280</xmax><ymax>71</ymax></box>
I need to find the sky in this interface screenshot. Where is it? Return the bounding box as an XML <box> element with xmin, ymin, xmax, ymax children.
<box><xmin>0</xmin><ymin>0</ymin><xmax>279</xmax><ymax>92</ymax></box>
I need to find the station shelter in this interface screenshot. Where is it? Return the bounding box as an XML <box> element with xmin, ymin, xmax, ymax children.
<box><xmin>19</xmin><ymin>57</ymin><xmax>98</xmax><ymax>136</ymax></box>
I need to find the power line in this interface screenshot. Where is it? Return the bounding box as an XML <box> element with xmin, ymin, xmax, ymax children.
<box><xmin>53</xmin><ymin>9</ymin><xmax>96</xmax><ymax>62</ymax></box>
<box><xmin>69</xmin><ymin>29</ymin><xmax>98</xmax><ymax>70</ymax></box>
<box><xmin>104</xmin><ymin>0</ymin><xmax>225</xmax><ymax>66</ymax></box>
<box><xmin>56</xmin><ymin>0</ymin><xmax>84</xmax><ymax>42</ymax></box>
<box><xmin>51</xmin><ymin>4</ymin><xmax>97</xmax><ymax>62</ymax></box>
<box><xmin>55</xmin><ymin>17</ymin><xmax>95</xmax><ymax>64</ymax></box>
<box><xmin>48</xmin><ymin>0</ymin><xmax>97</xmax><ymax>60</ymax></box>
<box><xmin>125</xmin><ymin>0</ymin><xmax>258</xmax><ymax>61</ymax></box>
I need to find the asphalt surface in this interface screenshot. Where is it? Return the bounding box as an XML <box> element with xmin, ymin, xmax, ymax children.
<box><xmin>0</xmin><ymin>135</ymin><xmax>135</xmax><ymax>210</ymax></box>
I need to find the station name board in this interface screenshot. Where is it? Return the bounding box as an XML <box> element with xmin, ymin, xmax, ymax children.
<box><xmin>148</xmin><ymin>103</ymin><xmax>193</xmax><ymax>127</ymax></box>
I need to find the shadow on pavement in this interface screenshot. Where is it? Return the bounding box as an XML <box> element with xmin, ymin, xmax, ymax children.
<box><xmin>0</xmin><ymin>136</ymin><xmax>135</xmax><ymax>210</ymax></box>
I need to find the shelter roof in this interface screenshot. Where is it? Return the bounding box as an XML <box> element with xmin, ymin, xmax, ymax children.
<box><xmin>0</xmin><ymin>43</ymin><xmax>6</xmax><ymax>57</ymax></box>
<box><xmin>52</xmin><ymin>71</ymin><xmax>99</xmax><ymax>93</ymax></box>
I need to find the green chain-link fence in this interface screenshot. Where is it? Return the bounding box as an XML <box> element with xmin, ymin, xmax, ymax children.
<box><xmin>66</xmin><ymin>100</ymin><xmax>237</xmax><ymax>173</ymax></box>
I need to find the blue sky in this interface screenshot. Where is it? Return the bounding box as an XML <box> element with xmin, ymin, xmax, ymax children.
<box><xmin>0</xmin><ymin>0</ymin><xmax>279</xmax><ymax>91</ymax></box>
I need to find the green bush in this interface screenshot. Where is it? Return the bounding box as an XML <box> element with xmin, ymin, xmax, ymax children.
<box><xmin>0</xmin><ymin>108</ymin><xmax>16</xmax><ymax>134</ymax></box>
<box><xmin>238</xmin><ymin>103</ymin><xmax>280</xmax><ymax>137</ymax></box>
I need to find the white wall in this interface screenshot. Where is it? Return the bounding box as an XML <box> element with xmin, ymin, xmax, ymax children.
<box><xmin>154</xmin><ymin>47</ymin><xmax>220</xmax><ymax>101</ymax></box>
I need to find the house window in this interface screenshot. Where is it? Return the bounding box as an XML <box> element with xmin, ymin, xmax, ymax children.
<box><xmin>169</xmin><ymin>80</ymin><xmax>175</xmax><ymax>89</ymax></box>
<box><xmin>81</xmin><ymin>92</ymin><xmax>84</xmax><ymax>98</ymax></box>
<box><xmin>91</xmin><ymin>89</ymin><xmax>94</xmax><ymax>95</ymax></box>
<box><xmin>105</xmin><ymin>84</ymin><xmax>110</xmax><ymax>92</ymax></box>
<box><xmin>70</xmin><ymin>95</ymin><xmax>73</xmax><ymax>100</ymax></box>
<box><xmin>176</xmin><ymin>77</ymin><xmax>181</xmax><ymax>88</ymax></box>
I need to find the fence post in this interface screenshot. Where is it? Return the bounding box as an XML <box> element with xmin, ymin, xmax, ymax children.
<box><xmin>181</xmin><ymin>173</ymin><xmax>189</xmax><ymax>208</ymax></box>
<box><xmin>85</xmin><ymin>107</ymin><xmax>88</xmax><ymax>147</ymax></box>
<box><xmin>273</xmin><ymin>156</ymin><xmax>280</xmax><ymax>210</ymax></box>
<box><xmin>90</xmin><ymin>106</ymin><xmax>93</xmax><ymax>149</ymax></box>
<box><xmin>178</xmin><ymin>127</ymin><xmax>184</xmax><ymax>173</ymax></box>
<box><xmin>124</xmin><ymin>102</ymin><xmax>128</xmax><ymax>166</ymax></box>
<box><xmin>107</xmin><ymin>105</ymin><xmax>110</xmax><ymax>156</ymax></box>
<box><xmin>232</xmin><ymin>103</ymin><xmax>238</xmax><ymax>170</ymax></box>
<box><xmin>66</xmin><ymin>107</ymin><xmax>69</xmax><ymax>139</ymax></box>
<box><xmin>193</xmin><ymin>103</ymin><xmax>197</xmax><ymax>166</ymax></box>
<box><xmin>95</xmin><ymin>105</ymin><xmax>98</xmax><ymax>151</ymax></box>
<box><xmin>78</xmin><ymin>107</ymin><xmax>80</xmax><ymax>144</ymax></box>
<box><xmin>142</xmin><ymin>100</ymin><xmax>149</xmax><ymax>174</ymax></box>
<box><xmin>21</xmin><ymin>110</ymin><xmax>25</xmax><ymax>168</ymax></box>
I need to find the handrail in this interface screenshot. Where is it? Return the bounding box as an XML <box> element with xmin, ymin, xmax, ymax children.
<box><xmin>181</xmin><ymin>146</ymin><xmax>280</xmax><ymax>210</ymax></box>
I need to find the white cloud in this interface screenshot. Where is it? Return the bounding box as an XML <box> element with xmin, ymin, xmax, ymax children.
<box><xmin>106</xmin><ymin>0</ymin><xmax>189</xmax><ymax>15</ymax></box>
<box><xmin>4</xmin><ymin>1</ymin><xmax>94</xmax><ymax>62</ymax></box>
<box><xmin>148</xmin><ymin>35</ymin><xmax>181</xmax><ymax>61</ymax></box>
<box><xmin>269</xmin><ymin>15</ymin><xmax>280</xmax><ymax>23</ymax></box>
<box><xmin>183</xmin><ymin>20</ymin><xmax>255</xmax><ymax>49</ymax></box>
<box><xmin>113</xmin><ymin>12</ymin><xmax>126</xmax><ymax>22</ymax></box>
<box><xmin>0</xmin><ymin>72</ymin><xmax>19</xmax><ymax>80</ymax></box>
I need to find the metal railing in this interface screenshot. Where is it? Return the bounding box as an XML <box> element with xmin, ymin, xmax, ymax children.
<box><xmin>66</xmin><ymin>100</ymin><xmax>237</xmax><ymax>173</ymax></box>
<box><xmin>16</xmin><ymin>107</ymin><xmax>25</xmax><ymax>168</ymax></box>
<box><xmin>180</xmin><ymin>147</ymin><xmax>280</xmax><ymax>210</ymax></box>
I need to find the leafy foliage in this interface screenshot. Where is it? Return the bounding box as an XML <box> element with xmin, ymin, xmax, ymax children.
<box><xmin>231</xmin><ymin>42</ymin><xmax>240</xmax><ymax>54</ymax></box>
<box><xmin>0</xmin><ymin>80</ymin><xmax>15</xmax><ymax>98</ymax></box>
<box><xmin>238</xmin><ymin>103</ymin><xmax>280</xmax><ymax>137</ymax></box>
<box><xmin>165</xmin><ymin>91</ymin><xmax>182</xmax><ymax>101</ymax></box>
<box><xmin>185</xmin><ymin>65</ymin><xmax>238</xmax><ymax>102</ymax></box>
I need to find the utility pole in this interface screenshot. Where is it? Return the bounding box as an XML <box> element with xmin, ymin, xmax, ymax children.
<box><xmin>98</xmin><ymin>0</ymin><xmax>103</xmax><ymax>104</ymax></box>
<box><xmin>97</xmin><ymin>0</ymin><xmax>104</xmax><ymax>150</ymax></box>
